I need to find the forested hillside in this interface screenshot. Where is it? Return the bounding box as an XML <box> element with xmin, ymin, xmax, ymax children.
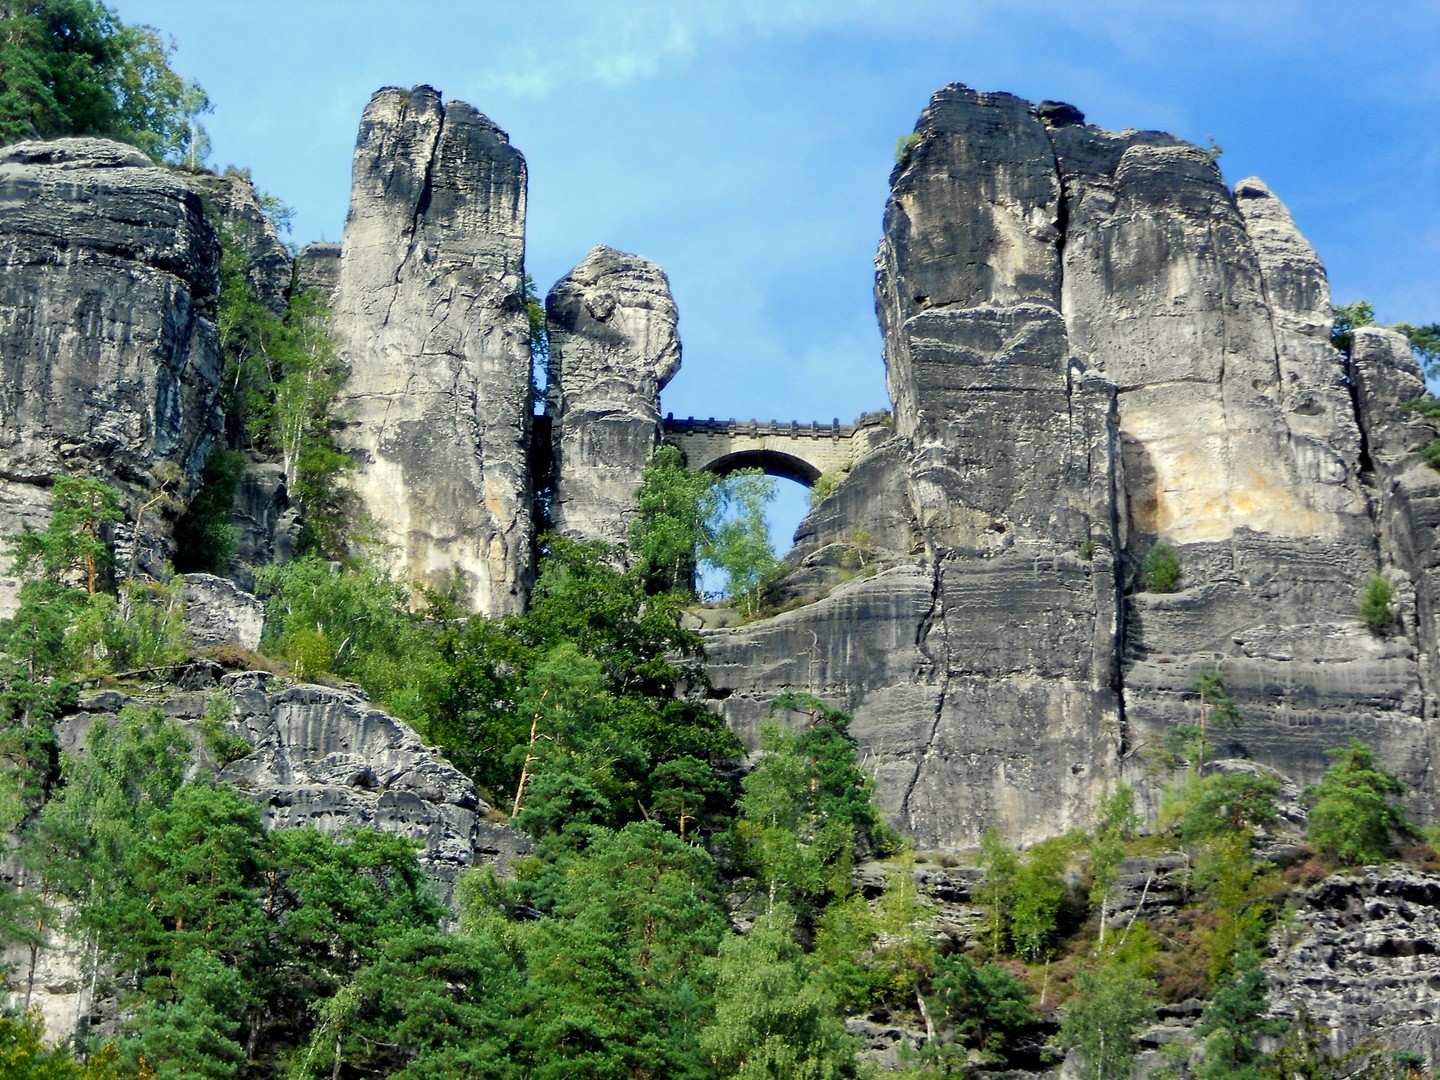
<box><xmin>5</xmin><ymin>3</ymin><xmax>1440</xmax><ymax>1078</ymax></box>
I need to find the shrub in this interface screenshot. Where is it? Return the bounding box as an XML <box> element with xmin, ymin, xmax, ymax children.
<box><xmin>1142</xmin><ymin>542</ymin><xmax>1181</xmax><ymax>593</ymax></box>
<box><xmin>1306</xmin><ymin>740</ymin><xmax>1417</xmax><ymax>865</ymax></box>
<box><xmin>1360</xmin><ymin>573</ymin><xmax>1394</xmax><ymax>634</ymax></box>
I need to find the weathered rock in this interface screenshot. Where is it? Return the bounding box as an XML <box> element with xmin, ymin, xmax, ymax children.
<box><xmin>226</xmin><ymin>453</ymin><xmax>299</xmax><ymax>591</ymax></box>
<box><xmin>0</xmin><ymin>138</ymin><xmax>225</xmax><ymax>610</ymax></box>
<box><xmin>182</xmin><ymin>572</ymin><xmax>264</xmax><ymax>652</ymax></box>
<box><xmin>546</xmin><ymin>245</ymin><xmax>680</xmax><ymax>547</ymax></box>
<box><xmin>8</xmin><ymin>671</ymin><xmax>529</xmax><ymax>1040</ymax></box>
<box><xmin>184</xmin><ymin>171</ymin><xmax>292</xmax><ymax>315</ymax></box>
<box><xmin>295</xmin><ymin>241</ymin><xmax>342</xmax><ymax>303</ymax></box>
<box><xmin>330</xmin><ymin>86</ymin><xmax>533</xmax><ymax>614</ymax></box>
<box><xmin>709</xmin><ymin>87</ymin><xmax>1124</xmax><ymax>849</ymax></box>
<box><xmin>708</xmin><ymin>84</ymin><xmax>1439</xmax><ymax>848</ymax></box>
<box><xmin>1270</xmin><ymin>868</ymin><xmax>1440</xmax><ymax>1061</ymax></box>
<box><xmin>217</xmin><ymin>673</ymin><xmax>524</xmax><ymax>895</ymax></box>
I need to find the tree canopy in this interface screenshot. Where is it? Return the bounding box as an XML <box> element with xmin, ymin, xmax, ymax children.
<box><xmin>0</xmin><ymin>0</ymin><xmax>209</xmax><ymax>162</ymax></box>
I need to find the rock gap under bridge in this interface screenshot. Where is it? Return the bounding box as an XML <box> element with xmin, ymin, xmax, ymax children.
<box><xmin>660</xmin><ymin>411</ymin><xmax>892</xmax><ymax>484</ymax></box>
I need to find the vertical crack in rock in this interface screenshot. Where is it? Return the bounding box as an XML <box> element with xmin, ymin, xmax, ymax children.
<box><xmin>902</xmin><ymin>549</ymin><xmax>952</xmax><ymax>827</ymax></box>
<box><xmin>331</xmin><ymin>86</ymin><xmax>534</xmax><ymax>615</ymax></box>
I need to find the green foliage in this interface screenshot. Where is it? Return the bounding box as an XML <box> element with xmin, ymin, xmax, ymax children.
<box><xmin>977</xmin><ymin>827</ymin><xmax>1019</xmax><ymax>954</ymax></box>
<box><xmin>1395</xmin><ymin>321</ymin><xmax>1440</xmax><ymax>377</ymax></box>
<box><xmin>1194</xmin><ymin>942</ymin><xmax>1285</xmax><ymax>1078</ymax></box>
<box><xmin>214</xmin><ymin>225</ymin><xmax>354</xmax><ymax>557</ymax></box>
<box><xmin>0</xmin><ymin>0</ymin><xmax>209</xmax><ymax>163</ymax></box>
<box><xmin>930</xmin><ymin>953</ymin><xmax>1034</xmax><ymax>1056</ymax></box>
<box><xmin>1361</xmin><ymin>573</ymin><xmax>1395</xmax><ymax>635</ymax></box>
<box><xmin>7</xmin><ymin>476</ymin><xmax>122</xmax><ymax>596</ymax></box>
<box><xmin>736</xmin><ymin>695</ymin><xmax>886</xmax><ymax>921</ymax></box>
<box><xmin>0</xmin><ymin>1009</ymin><xmax>119</xmax><ymax>1078</ymax></box>
<box><xmin>700</xmin><ymin>906</ymin><xmax>858</xmax><ymax>1079</ymax></box>
<box><xmin>1141</xmin><ymin>541</ymin><xmax>1181</xmax><ymax>593</ymax></box>
<box><xmin>172</xmin><ymin>446</ymin><xmax>243</xmax><ymax>574</ymax></box>
<box><xmin>1306</xmin><ymin>739</ymin><xmax>1417</xmax><ymax>865</ymax></box>
<box><xmin>894</xmin><ymin>131</ymin><xmax>922</xmax><ymax>165</ymax></box>
<box><xmin>1088</xmin><ymin>785</ymin><xmax>1136</xmax><ymax>944</ymax></box>
<box><xmin>702</xmin><ymin>468</ymin><xmax>779</xmax><ymax>615</ymax></box>
<box><xmin>1058</xmin><ymin>951</ymin><xmax>1157</xmax><ymax>1080</ymax></box>
<box><xmin>1178</xmin><ymin>771</ymin><xmax>1281</xmax><ymax>846</ymax></box>
<box><xmin>1331</xmin><ymin>300</ymin><xmax>1376</xmax><ymax>358</ymax></box>
<box><xmin>525</xmin><ymin>273</ymin><xmax>549</xmax><ymax>400</ymax></box>
<box><xmin>1010</xmin><ymin>835</ymin><xmax>1074</xmax><ymax>960</ymax></box>
<box><xmin>631</xmin><ymin>444</ymin><xmax>714</xmax><ymax>595</ymax></box>
<box><xmin>807</xmin><ymin>469</ymin><xmax>843</xmax><ymax>510</ymax></box>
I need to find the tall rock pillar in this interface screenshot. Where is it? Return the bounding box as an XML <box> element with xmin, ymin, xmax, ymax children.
<box><xmin>331</xmin><ymin>86</ymin><xmax>533</xmax><ymax>614</ymax></box>
<box><xmin>545</xmin><ymin>246</ymin><xmax>680</xmax><ymax>547</ymax></box>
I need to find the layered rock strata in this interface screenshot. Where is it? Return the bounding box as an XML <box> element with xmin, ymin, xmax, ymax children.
<box><xmin>185</xmin><ymin>171</ymin><xmax>292</xmax><ymax>315</ymax></box>
<box><xmin>706</xmin><ymin>84</ymin><xmax>1437</xmax><ymax>848</ymax></box>
<box><xmin>1270</xmin><ymin>868</ymin><xmax>1440</xmax><ymax>1061</ymax></box>
<box><xmin>545</xmin><ymin>246</ymin><xmax>680</xmax><ymax>546</ymax></box>
<box><xmin>0</xmin><ymin>139</ymin><xmax>225</xmax><ymax>609</ymax></box>
<box><xmin>330</xmin><ymin>86</ymin><xmax>533</xmax><ymax>614</ymax></box>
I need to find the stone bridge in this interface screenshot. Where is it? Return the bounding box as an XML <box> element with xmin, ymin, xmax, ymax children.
<box><xmin>660</xmin><ymin>410</ymin><xmax>892</xmax><ymax>485</ymax></box>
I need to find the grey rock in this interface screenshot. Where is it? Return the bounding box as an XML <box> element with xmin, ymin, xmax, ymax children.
<box><xmin>226</xmin><ymin>453</ymin><xmax>299</xmax><ymax>590</ymax></box>
<box><xmin>330</xmin><ymin>86</ymin><xmax>534</xmax><ymax>614</ymax></box>
<box><xmin>0</xmin><ymin>137</ymin><xmax>224</xmax><ymax>610</ymax></box>
<box><xmin>184</xmin><ymin>171</ymin><xmax>292</xmax><ymax>315</ymax></box>
<box><xmin>1270</xmin><ymin>868</ymin><xmax>1440</xmax><ymax>1061</ymax></box>
<box><xmin>296</xmin><ymin>241</ymin><xmax>342</xmax><ymax>303</ymax></box>
<box><xmin>182</xmin><ymin>572</ymin><xmax>264</xmax><ymax>652</ymax></box>
<box><xmin>710</xmin><ymin>84</ymin><xmax>1440</xmax><ymax>851</ymax></box>
<box><xmin>546</xmin><ymin>246</ymin><xmax>680</xmax><ymax>547</ymax></box>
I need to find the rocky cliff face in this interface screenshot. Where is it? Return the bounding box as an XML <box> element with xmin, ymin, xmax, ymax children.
<box><xmin>705</xmin><ymin>85</ymin><xmax>1440</xmax><ymax>849</ymax></box>
<box><xmin>0</xmin><ymin>139</ymin><xmax>225</xmax><ymax>607</ymax></box>
<box><xmin>545</xmin><ymin>246</ymin><xmax>680</xmax><ymax>547</ymax></box>
<box><xmin>330</xmin><ymin>86</ymin><xmax>534</xmax><ymax>614</ymax></box>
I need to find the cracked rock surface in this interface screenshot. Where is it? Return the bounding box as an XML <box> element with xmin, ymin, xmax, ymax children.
<box><xmin>330</xmin><ymin>85</ymin><xmax>534</xmax><ymax>614</ymax></box>
<box><xmin>0</xmin><ymin>138</ymin><xmax>224</xmax><ymax>612</ymax></box>
<box><xmin>705</xmin><ymin>85</ymin><xmax>1439</xmax><ymax>848</ymax></box>
<box><xmin>546</xmin><ymin>245</ymin><xmax>680</xmax><ymax>548</ymax></box>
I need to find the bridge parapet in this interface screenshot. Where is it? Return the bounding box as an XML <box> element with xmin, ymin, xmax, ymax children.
<box><xmin>661</xmin><ymin>410</ymin><xmax>891</xmax><ymax>485</ymax></box>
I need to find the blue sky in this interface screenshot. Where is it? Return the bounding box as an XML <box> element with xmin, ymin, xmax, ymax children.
<box><xmin>115</xmin><ymin>0</ymin><xmax>1439</xmax><ymax>554</ymax></box>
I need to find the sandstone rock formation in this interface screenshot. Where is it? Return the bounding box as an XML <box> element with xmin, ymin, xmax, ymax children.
<box><xmin>1270</xmin><ymin>868</ymin><xmax>1440</xmax><ymax>1061</ymax></box>
<box><xmin>8</xmin><ymin>670</ymin><xmax>530</xmax><ymax>1039</ymax></box>
<box><xmin>185</xmin><ymin>171</ymin><xmax>292</xmax><ymax>315</ymax></box>
<box><xmin>704</xmin><ymin>85</ymin><xmax>1438</xmax><ymax>849</ymax></box>
<box><xmin>546</xmin><ymin>246</ymin><xmax>680</xmax><ymax>546</ymax></box>
<box><xmin>0</xmin><ymin>139</ymin><xmax>225</xmax><ymax>609</ymax></box>
<box><xmin>295</xmin><ymin>241</ymin><xmax>342</xmax><ymax>304</ymax></box>
<box><xmin>329</xmin><ymin>86</ymin><xmax>534</xmax><ymax>614</ymax></box>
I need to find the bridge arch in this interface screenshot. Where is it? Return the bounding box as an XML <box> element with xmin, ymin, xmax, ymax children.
<box><xmin>701</xmin><ymin>449</ymin><xmax>821</xmax><ymax>486</ymax></box>
<box><xmin>659</xmin><ymin>411</ymin><xmax>891</xmax><ymax>490</ymax></box>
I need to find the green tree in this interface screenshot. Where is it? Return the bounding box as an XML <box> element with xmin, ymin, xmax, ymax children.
<box><xmin>702</xmin><ymin>468</ymin><xmax>778</xmax><ymax>616</ymax></box>
<box><xmin>1141</xmin><ymin>541</ymin><xmax>1180</xmax><ymax>593</ymax></box>
<box><xmin>1361</xmin><ymin>573</ymin><xmax>1395</xmax><ymax>635</ymax></box>
<box><xmin>0</xmin><ymin>0</ymin><xmax>207</xmax><ymax>162</ymax></box>
<box><xmin>1059</xmin><ymin>951</ymin><xmax>1156</xmax><ymax>1080</ymax></box>
<box><xmin>977</xmin><ymin>826</ymin><xmax>1018</xmax><ymax>954</ymax></box>
<box><xmin>1306</xmin><ymin>740</ymin><xmax>1417</xmax><ymax>865</ymax></box>
<box><xmin>1330</xmin><ymin>300</ymin><xmax>1376</xmax><ymax>359</ymax></box>
<box><xmin>0</xmin><ymin>1009</ymin><xmax>119</xmax><ymax>1078</ymax></box>
<box><xmin>631</xmin><ymin>444</ymin><xmax>714</xmax><ymax>596</ymax></box>
<box><xmin>1088</xmin><ymin>785</ymin><xmax>1136</xmax><ymax>948</ymax></box>
<box><xmin>700</xmin><ymin>906</ymin><xmax>857</xmax><ymax>1079</ymax></box>
<box><xmin>929</xmin><ymin>952</ymin><xmax>1034</xmax><ymax>1057</ymax></box>
<box><xmin>1010</xmin><ymin>835</ymin><xmax>1074</xmax><ymax>961</ymax></box>
<box><xmin>7</xmin><ymin>476</ymin><xmax>122</xmax><ymax>596</ymax></box>
<box><xmin>1195</xmin><ymin>941</ymin><xmax>1285</xmax><ymax>1079</ymax></box>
